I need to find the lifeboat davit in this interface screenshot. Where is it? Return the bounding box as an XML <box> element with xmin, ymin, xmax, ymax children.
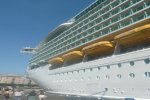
<box><xmin>82</xmin><ymin>41</ymin><xmax>114</xmax><ymax>56</ymax></box>
<box><xmin>62</xmin><ymin>51</ymin><xmax>83</xmax><ymax>61</ymax></box>
<box><xmin>114</xmin><ymin>24</ymin><xmax>150</xmax><ymax>47</ymax></box>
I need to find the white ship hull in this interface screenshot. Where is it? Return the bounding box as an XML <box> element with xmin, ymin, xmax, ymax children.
<box><xmin>27</xmin><ymin>47</ymin><xmax>150</xmax><ymax>99</ymax></box>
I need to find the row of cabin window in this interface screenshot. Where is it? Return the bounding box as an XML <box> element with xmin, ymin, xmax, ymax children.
<box><xmin>53</xmin><ymin>72</ymin><xmax>150</xmax><ymax>83</ymax></box>
<box><xmin>45</xmin><ymin>0</ymin><xmax>148</xmax><ymax>50</ymax></box>
<box><xmin>30</xmin><ymin>57</ymin><xmax>150</xmax><ymax>74</ymax></box>
<box><xmin>35</xmin><ymin>0</ymin><xmax>134</xmax><ymax>54</ymax></box>
<box><xmin>30</xmin><ymin>1</ymin><xmax>150</xmax><ymax>63</ymax></box>
<box><xmin>50</xmin><ymin>59</ymin><xmax>150</xmax><ymax>72</ymax></box>
<box><xmin>33</xmin><ymin>0</ymin><xmax>145</xmax><ymax>58</ymax></box>
<box><xmin>31</xmin><ymin>0</ymin><xmax>144</xmax><ymax>60</ymax></box>
<box><xmin>31</xmin><ymin>10</ymin><xmax>149</xmax><ymax>63</ymax></box>
<box><xmin>70</xmin><ymin>0</ymin><xmax>141</xmax><ymax>34</ymax></box>
<box><xmin>46</xmin><ymin>0</ymin><xmax>144</xmax><ymax>53</ymax></box>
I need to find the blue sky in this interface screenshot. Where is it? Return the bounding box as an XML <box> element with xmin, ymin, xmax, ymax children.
<box><xmin>0</xmin><ymin>0</ymin><xmax>94</xmax><ymax>75</ymax></box>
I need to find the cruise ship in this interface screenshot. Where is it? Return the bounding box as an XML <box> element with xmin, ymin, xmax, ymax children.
<box><xmin>26</xmin><ymin>0</ymin><xmax>150</xmax><ymax>99</ymax></box>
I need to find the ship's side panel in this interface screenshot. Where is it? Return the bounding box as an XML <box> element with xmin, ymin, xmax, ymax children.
<box><xmin>28</xmin><ymin>48</ymin><xmax>150</xmax><ymax>99</ymax></box>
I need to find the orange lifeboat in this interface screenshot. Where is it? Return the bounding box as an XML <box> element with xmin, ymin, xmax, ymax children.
<box><xmin>114</xmin><ymin>24</ymin><xmax>150</xmax><ymax>47</ymax></box>
<box><xmin>48</xmin><ymin>57</ymin><xmax>64</xmax><ymax>64</ymax></box>
<box><xmin>82</xmin><ymin>41</ymin><xmax>114</xmax><ymax>56</ymax></box>
<box><xmin>62</xmin><ymin>51</ymin><xmax>83</xmax><ymax>61</ymax></box>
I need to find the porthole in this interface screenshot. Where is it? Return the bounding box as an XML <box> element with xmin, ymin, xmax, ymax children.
<box><xmin>83</xmin><ymin>69</ymin><xmax>86</xmax><ymax>72</ymax></box>
<box><xmin>129</xmin><ymin>73</ymin><xmax>135</xmax><ymax>78</ymax></box>
<box><xmin>144</xmin><ymin>59</ymin><xmax>150</xmax><ymax>64</ymax></box>
<box><xmin>96</xmin><ymin>76</ymin><xmax>100</xmax><ymax>80</ymax></box>
<box><xmin>106</xmin><ymin>75</ymin><xmax>110</xmax><ymax>79</ymax></box>
<box><xmin>107</xmin><ymin>65</ymin><xmax>110</xmax><ymax>69</ymax></box>
<box><xmin>90</xmin><ymin>68</ymin><xmax>93</xmax><ymax>71</ymax></box>
<box><xmin>130</xmin><ymin>61</ymin><xmax>134</xmax><ymax>66</ymax></box>
<box><xmin>145</xmin><ymin>72</ymin><xmax>150</xmax><ymax>77</ymax></box>
<box><xmin>118</xmin><ymin>63</ymin><xmax>121</xmax><ymax>68</ymax></box>
<box><xmin>117</xmin><ymin>74</ymin><xmax>122</xmax><ymax>79</ymax></box>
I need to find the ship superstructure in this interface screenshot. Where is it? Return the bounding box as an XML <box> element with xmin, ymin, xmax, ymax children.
<box><xmin>27</xmin><ymin>0</ymin><xmax>150</xmax><ymax>99</ymax></box>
